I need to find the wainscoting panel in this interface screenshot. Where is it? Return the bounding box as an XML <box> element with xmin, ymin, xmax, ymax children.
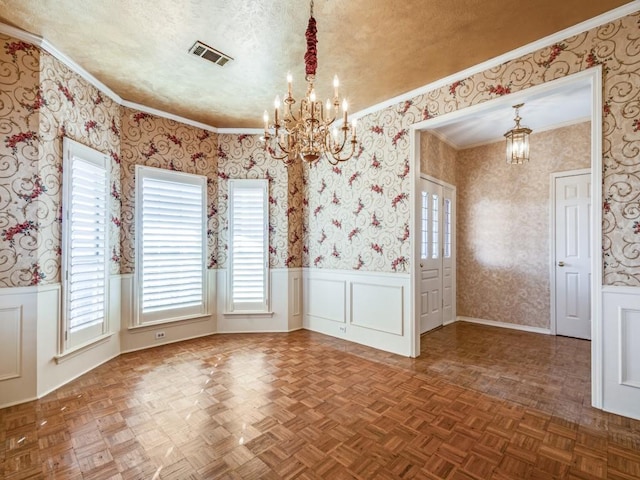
<box><xmin>620</xmin><ymin>308</ymin><xmax>640</xmax><ymax>388</ymax></box>
<box><xmin>0</xmin><ymin>286</ymin><xmax>38</xmax><ymax>407</ymax></box>
<box><xmin>0</xmin><ymin>305</ymin><xmax>22</xmax><ymax>380</ymax></box>
<box><xmin>37</xmin><ymin>282</ymin><xmax>120</xmax><ymax>399</ymax></box>
<box><xmin>288</xmin><ymin>269</ymin><xmax>303</xmax><ymax>331</ymax></box>
<box><xmin>351</xmin><ymin>282</ymin><xmax>403</xmax><ymax>335</ymax></box>
<box><xmin>304</xmin><ymin>269</ymin><xmax>412</xmax><ymax>356</ymax></box>
<box><xmin>305</xmin><ymin>277</ymin><xmax>346</xmax><ymax>324</ymax></box>
<box><xmin>216</xmin><ymin>268</ymin><xmax>300</xmax><ymax>333</ymax></box>
<box><xmin>602</xmin><ymin>286</ymin><xmax>640</xmax><ymax>420</ymax></box>
<box><xmin>120</xmin><ymin>272</ymin><xmax>217</xmax><ymax>352</ymax></box>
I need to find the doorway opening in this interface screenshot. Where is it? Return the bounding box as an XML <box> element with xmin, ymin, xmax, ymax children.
<box><xmin>410</xmin><ymin>67</ymin><xmax>603</xmax><ymax>408</ymax></box>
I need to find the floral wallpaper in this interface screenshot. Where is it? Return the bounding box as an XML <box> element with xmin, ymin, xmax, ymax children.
<box><xmin>1</xmin><ymin>9</ymin><xmax>639</xmax><ymax>288</ymax></box>
<box><xmin>0</xmin><ymin>34</ymin><xmax>121</xmax><ymax>287</ymax></box>
<box><xmin>119</xmin><ymin>107</ymin><xmax>217</xmax><ymax>273</ymax></box>
<box><xmin>216</xmin><ymin>134</ymin><xmax>303</xmax><ymax>269</ymax></box>
<box><xmin>304</xmin><ymin>11</ymin><xmax>640</xmax><ymax>284</ymax></box>
<box><xmin>303</xmin><ymin>118</ymin><xmax>413</xmax><ymax>273</ymax></box>
<box><xmin>456</xmin><ymin>122</ymin><xmax>591</xmax><ymax>328</ymax></box>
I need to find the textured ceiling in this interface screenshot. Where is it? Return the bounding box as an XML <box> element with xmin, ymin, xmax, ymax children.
<box><xmin>0</xmin><ymin>0</ymin><xmax>632</xmax><ymax>128</ymax></box>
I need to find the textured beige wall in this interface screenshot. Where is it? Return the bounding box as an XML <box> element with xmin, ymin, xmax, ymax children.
<box><xmin>456</xmin><ymin>121</ymin><xmax>591</xmax><ymax>328</ymax></box>
<box><xmin>420</xmin><ymin>132</ymin><xmax>458</xmax><ymax>186</ymax></box>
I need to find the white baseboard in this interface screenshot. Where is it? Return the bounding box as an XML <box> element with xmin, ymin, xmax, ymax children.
<box><xmin>36</xmin><ymin>352</ymin><xmax>121</xmax><ymax>401</ymax></box>
<box><xmin>217</xmin><ymin>327</ymin><xmax>304</xmax><ymax>335</ymax></box>
<box><xmin>457</xmin><ymin>316</ymin><xmax>552</xmax><ymax>335</ymax></box>
<box><xmin>0</xmin><ymin>395</ymin><xmax>39</xmax><ymax>410</ymax></box>
<box><xmin>119</xmin><ymin>331</ymin><xmax>217</xmax><ymax>354</ymax></box>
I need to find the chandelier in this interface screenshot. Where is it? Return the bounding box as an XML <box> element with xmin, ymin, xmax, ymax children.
<box><xmin>262</xmin><ymin>0</ymin><xmax>357</xmax><ymax>165</ymax></box>
<box><xmin>504</xmin><ymin>103</ymin><xmax>532</xmax><ymax>164</ymax></box>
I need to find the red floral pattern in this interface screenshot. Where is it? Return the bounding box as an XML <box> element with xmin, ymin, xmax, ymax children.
<box><xmin>537</xmin><ymin>43</ymin><xmax>567</xmax><ymax>68</ymax></box>
<box><xmin>84</xmin><ymin>120</ymin><xmax>98</xmax><ymax>134</ymax></box>
<box><xmin>5</xmin><ymin>130</ymin><xmax>38</xmax><ymax>154</ymax></box>
<box><xmin>5</xmin><ymin>40</ymin><xmax>35</xmax><ymax>59</ymax></box>
<box><xmin>57</xmin><ymin>81</ymin><xmax>75</xmax><ymax>104</ymax></box>
<box><xmin>2</xmin><ymin>220</ymin><xmax>38</xmax><ymax>246</ymax></box>
<box><xmin>488</xmin><ymin>84</ymin><xmax>512</xmax><ymax>96</ymax></box>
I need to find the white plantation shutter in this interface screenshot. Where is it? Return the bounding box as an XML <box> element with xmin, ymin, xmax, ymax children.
<box><xmin>228</xmin><ymin>179</ymin><xmax>269</xmax><ymax>312</ymax></box>
<box><xmin>135</xmin><ymin>166</ymin><xmax>207</xmax><ymax>325</ymax></box>
<box><xmin>62</xmin><ymin>138</ymin><xmax>109</xmax><ymax>350</ymax></box>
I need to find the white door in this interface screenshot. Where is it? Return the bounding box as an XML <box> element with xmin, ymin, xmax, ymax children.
<box><xmin>554</xmin><ymin>172</ymin><xmax>591</xmax><ymax>339</ymax></box>
<box><xmin>419</xmin><ymin>178</ymin><xmax>455</xmax><ymax>334</ymax></box>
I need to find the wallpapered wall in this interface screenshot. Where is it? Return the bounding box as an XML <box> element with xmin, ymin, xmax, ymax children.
<box><xmin>457</xmin><ymin>122</ymin><xmax>591</xmax><ymax>328</ymax></box>
<box><xmin>0</xmin><ymin>34</ymin><xmax>121</xmax><ymax>287</ymax></box>
<box><xmin>303</xmin><ymin>12</ymin><xmax>640</xmax><ymax>283</ymax></box>
<box><xmin>1</xmin><ymin>10</ymin><xmax>639</xmax><ymax>288</ymax></box>
<box><xmin>216</xmin><ymin>134</ymin><xmax>303</xmax><ymax>269</ymax></box>
<box><xmin>119</xmin><ymin>107</ymin><xmax>218</xmax><ymax>273</ymax></box>
<box><xmin>420</xmin><ymin>132</ymin><xmax>458</xmax><ymax>186</ymax></box>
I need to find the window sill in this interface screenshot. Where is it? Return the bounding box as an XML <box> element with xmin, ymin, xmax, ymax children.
<box><xmin>55</xmin><ymin>333</ymin><xmax>114</xmax><ymax>364</ymax></box>
<box><xmin>129</xmin><ymin>312</ymin><xmax>212</xmax><ymax>331</ymax></box>
<box><xmin>223</xmin><ymin>310</ymin><xmax>274</xmax><ymax>318</ymax></box>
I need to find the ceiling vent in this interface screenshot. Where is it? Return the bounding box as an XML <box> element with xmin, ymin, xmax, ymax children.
<box><xmin>188</xmin><ymin>41</ymin><xmax>233</xmax><ymax>67</ymax></box>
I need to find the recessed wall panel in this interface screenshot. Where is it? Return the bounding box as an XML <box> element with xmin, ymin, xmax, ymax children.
<box><xmin>0</xmin><ymin>307</ymin><xmax>22</xmax><ymax>381</ymax></box>
<box><xmin>620</xmin><ymin>308</ymin><xmax>640</xmax><ymax>388</ymax></box>
<box><xmin>306</xmin><ymin>278</ymin><xmax>346</xmax><ymax>323</ymax></box>
<box><xmin>351</xmin><ymin>283</ymin><xmax>403</xmax><ymax>335</ymax></box>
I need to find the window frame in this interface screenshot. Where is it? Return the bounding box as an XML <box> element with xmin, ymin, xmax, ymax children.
<box><xmin>226</xmin><ymin>179</ymin><xmax>269</xmax><ymax>314</ymax></box>
<box><xmin>61</xmin><ymin>137</ymin><xmax>110</xmax><ymax>353</ymax></box>
<box><xmin>133</xmin><ymin>165</ymin><xmax>208</xmax><ymax>327</ymax></box>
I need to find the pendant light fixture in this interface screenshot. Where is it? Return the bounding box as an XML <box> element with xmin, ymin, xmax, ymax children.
<box><xmin>504</xmin><ymin>103</ymin><xmax>532</xmax><ymax>165</ymax></box>
<box><xmin>262</xmin><ymin>0</ymin><xmax>357</xmax><ymax>165</ymax></box>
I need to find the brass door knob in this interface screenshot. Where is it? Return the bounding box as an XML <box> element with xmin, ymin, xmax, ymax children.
<box><xmin>558</xmin><ymin>261</ymin><xmax>565</xmax><ymax>267</ymax></box>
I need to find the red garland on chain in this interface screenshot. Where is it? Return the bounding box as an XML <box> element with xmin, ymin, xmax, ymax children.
<box><xmin>304</xmin><ymin>16</ymin><xmax>317</xmax><ymax>77</ymax></box>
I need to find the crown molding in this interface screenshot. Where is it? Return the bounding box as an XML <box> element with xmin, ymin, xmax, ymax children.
<box><xmin>40</xmin><ymin>38</ymin><xmax>122</xmax><ymax>103</ymax></box>
<box><xmin>1</xmin><ymin>2</ymin><xmax>637</xmax><ymax>131</ymax></box>
<box><xmin>0</xmin><ymin>22</ymin><xmax>42</xmax><ymax>46</ymax></box>
<box><xmin>120</xmin><ymin>100</ymin><xmax>217</xmax><ymax>132</ymax></box>
<box><xmin>0</xmin><ymin>22</ymin><xmax>218</xmax><ymax>133</ymax></box>
<box><xmin>353</xmin><ymin>1</ymin><xmax>640</xmax><ymax>120</ymax></box>
<box><xmin>217</xmin><ymin>128</ymin><xmax>263</xmax><ymax>135</ymax></box>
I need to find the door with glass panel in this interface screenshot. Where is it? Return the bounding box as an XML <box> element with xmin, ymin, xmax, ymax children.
<box><xmin>420</xmin><ymin>177</ymin><xmax>455</xmax><ymax>334</ymax></box>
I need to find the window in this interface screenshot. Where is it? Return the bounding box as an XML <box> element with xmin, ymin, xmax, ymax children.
<box><xmin>444</xmin><ymin>198</ymin><xmax>452</xmax><ymax>258</ymax></box>
<box><xmin>421</xmin><ymin>191</ymin><xmax>428</xmax><ymax>260</ymax></box>
<box><xmin>227</xmin><ymin>179</ymin><xmax>269</xmax><ymax>312</ymax></box>
<box><xmin>432</xmin><ymin>193</ymin><xmax>439</xmax><ymax>259</ymax></box>
<box><xmin>134</xmin><ymin>166</ymin><xmax>207</xmax><ymax>325</ymax></box>
<box><xmin>61</xmin><ymin>138</ymin><xmax>109</xmax><ymax>350</ymax></box>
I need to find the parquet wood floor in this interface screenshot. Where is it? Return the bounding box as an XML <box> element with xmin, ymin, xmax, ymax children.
<box><xmin>2</xmin><ymin>322</ymin><xmax>639</xmax><ymax>479</ymax></box>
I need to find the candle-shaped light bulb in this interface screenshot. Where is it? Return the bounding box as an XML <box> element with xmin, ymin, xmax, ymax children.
<box><xmin>342</xmin><ymin>99</ymin><xmax>348</xmax><ymax>124</ymax></box>
<box><xmin>274</xmin><ymin>95</ymin><xmax>281</xmax><ymax>109</ymax></box>
<box><xmin>263</xmin><ymin>110</ymin><xmax>269</xmax><ymax>130</ymax></box>
<box><xmin>287</xmin><ymin>72</ymin><xmax>292</xmax><ymax>96</ymax></box>
<box><xmin>310</xmin><ymin>89</ymin><xmax>316</xmax><ymax>103</ymax></box>
<box><xmin>351</xmin><ymin>118</ymin><xmax>357</xmax><ymax>138</ymax></box>
<box><xmin>333</xmin><ymin>75</ymin><xmax>339</xmax><ymax>98</ymax></box>
<box><xmin>326</xmin><ymin>99</ymin><xmax>331</xmax><ymax>112</ymax></box>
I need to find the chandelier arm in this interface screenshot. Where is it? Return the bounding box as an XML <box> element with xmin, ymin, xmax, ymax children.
<box><xmin>265</xmin><ymin>143</ymin><xmax>291</xmax><ymax>161</ymax></box>
<box><xmin>330</xmin><ymin>125</ymin><xmax>350</xmax><ymax>152</ymax></box>
<box><xmin>328</xmin><ymin>138</ymin><xmax>357</xmax><ymax>164</ymax></box>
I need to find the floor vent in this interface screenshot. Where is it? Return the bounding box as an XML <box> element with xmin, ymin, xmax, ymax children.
<box><xmin>188</xmin><ymin>41</ymin><xmax>232</xmax><ymax>67</ymax></box>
